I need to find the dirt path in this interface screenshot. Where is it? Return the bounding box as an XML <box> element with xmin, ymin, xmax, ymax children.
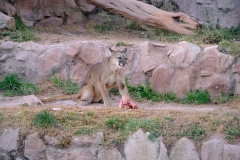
<box><xmin>1</xmin><ymin>30</ymin><xmax>240</xmax><ymax>116</ymax></box>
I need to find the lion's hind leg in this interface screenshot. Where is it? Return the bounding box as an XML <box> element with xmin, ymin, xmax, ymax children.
<box><xmin>76</xmin><ymin>84</ymin><xmax>94</xmax><ymax>106</ymax></box>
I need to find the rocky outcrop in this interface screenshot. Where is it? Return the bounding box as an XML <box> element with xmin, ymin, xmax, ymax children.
<box><xmin>1</xmin><ymin>128</ymin><xmax>240</xmax><ymax>160</ymax></box>
<box><xmin>1</xmin><ymin>0</ymin><xmax>239</xmax><ymax>28</ymax></box>
<box><xmin>0</xmin><ymin>40</ymin><xmax>239</xmax><ymax>99</ymax></box>
<box><xmin>147</xmin><ymin>0</ymin><xmax>240</xmax><ymax>28</ymax></box>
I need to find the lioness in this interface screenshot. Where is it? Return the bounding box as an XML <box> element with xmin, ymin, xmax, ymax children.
<box><xmin>41</xmin><ymin>48</ymin><xmax>130</xmax><ymax>107</ymax></box>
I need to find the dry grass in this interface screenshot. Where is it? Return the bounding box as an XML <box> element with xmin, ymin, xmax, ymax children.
<box><xmin>0</xmin><ymin>105</ymin><xmax>239</xmax><ymax>150</ymax></box>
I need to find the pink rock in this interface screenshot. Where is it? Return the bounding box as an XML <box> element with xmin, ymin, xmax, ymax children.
<box><xmin>80</xmin><ymin>41</ymin><xmax>105</xmax><ymax>65</ymax></box>
<box><xmin>169</xmin><ymin>41</ymin><xmax>200</xmax><ymax>68</ymax></box>
<box><xmin>70</xmin><ymin>63</ymin><xmax>89</xmax><ymax>83</ymax></box>
<box><xmin>34</xmin><ymin>17</ymin><xmax>63</xmax><ymax>26</ymax></box>
<box><xmin>152</xmin><ymin>64</ymin><xmax>174</xmax><ymax>93</ymax></box>
<box><xmin>197</xmin><ymin>46</ymin><xmax>234</xmax><ymax>74</ymax></box>
<box><xmin>65</xmin><ymin>41</ymin><xmax>83</xmax><ymax>58</ymax></box>
<box><xmin>138</xmin><ymin>41</ymin><xmax>167</xmax><ymax>72</ymax></box>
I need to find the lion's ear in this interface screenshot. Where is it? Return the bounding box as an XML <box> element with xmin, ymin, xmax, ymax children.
<box><xmin>109</xmin><ymin>48</ymin><xmax>114</xmax><ymax>54</ymax></box>
<box><xmin>122</xmin><ymin>48</ymin><xmax>127</xmax><ymax>53</ymax></box>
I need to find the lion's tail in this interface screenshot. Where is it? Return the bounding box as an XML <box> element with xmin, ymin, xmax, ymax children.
<box><xmin>40</xmin><ymin>94</ymin><xmax>78</xmax><ymax>103</ymax></box>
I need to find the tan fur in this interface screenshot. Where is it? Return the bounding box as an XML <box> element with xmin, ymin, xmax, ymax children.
<box><xmin>41</xmin><ymin>48</ymin><xmax>129</xmax><ymax>107</ymax></box>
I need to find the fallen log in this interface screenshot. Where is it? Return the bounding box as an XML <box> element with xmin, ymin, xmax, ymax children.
<box><xmin>87</xmin><ymin>0</ymin><xmax>199</xmax><ymax>35</ymax></box>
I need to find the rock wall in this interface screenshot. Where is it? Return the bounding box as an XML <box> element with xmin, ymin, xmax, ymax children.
<box><xmin>0</xmin><ymin>40</ymin><xmax>239</xmax><ymax>99</ymax></box>
<box><xmin>0</xmin><ymin>0</ymin><xmax>239</xmax><ymax>28</ymax></box>
<box><xmin>148</xmin><ymin>0</ymin><xmax>240</xmax><ymax>28</ymax></box>
<box><xmin>0</xmin><ymin>128</ymin><xmax>240</xmax><ymax>160</ymax></box>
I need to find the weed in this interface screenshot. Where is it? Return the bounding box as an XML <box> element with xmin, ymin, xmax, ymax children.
<box><xmin>94</xmin><ymin>20</ymin><xmax>114</xmax><ymax>33</ymax></box>
<box><xmin>164</xmin><ymin>117</ymin><xmax>174</xmax><ymax>122</ymax></box>
<box><xmin>34</xmin><ymin>110</ymin><xmax>58</xmax><ymax>128</ymax></box>
<box><xmin>64</xmin><ymin>79</ymin><xmax>79</xmax><ymax>95</ymax></box>
<box><xmin>116</xmin><ymin>41</ymin><xmax>133</xmax><ymax>47</ymax></box>
<box><xmin>181</xmin><ymin>90</ymin><xmax>212</xmax><ymax>104</ymax></box>
<box><xmin>148</xmin><ymin>130</ymin><xmax>161</xmax><ymax>141</ymax></box>
<box><xmin>225</xmin><ymin>127</ymin><xmax>239</xmax><ymax>142</ymax></box>
<box><xmin>51</xmin><ymin>76</ymin><xmax>65</xmax><ymax>88</ymax></box>
<box><xmin>75</xmin><ymin>127</ymin><xmax>93</xmax><ymax>135</ymax></box>
<box><xmin>219</xmin><ymin>40</ymin><xmax>240</xmax><ymax>55</ymax></box>
<box><xmin>51</xmin><ymin>77</ymin><xmax>79</xmax><ymax>95</ymax></box>
<box><xmin>109</xmin><ymin>88</ymin><xmax>120</xmax><ymax>96</ymax></box>
<box><xmin>126</xmin><ymin>21</ymin><xmax>141</xmax><ymax>30</ymax></box>
<box><xmin>0</xmin><ymin>112</ymin><xmax>3</xmax><ymax>124</ymax></box>
<box><xmin>185</xmin><ymin>123</ymin><xmax>206</xmax><ymax>141</ymax></box>
<box><xmin>126</xmin><ymin>79</ymin><xmax>176</xmax><ymax>102</ymax></box>
<box><xmin>105</xmin><ymin>116</ymin><xmax>125</xmax><ymax>130</ymax></box>
<box><xmin>0</xmin><ymin>74</ymin><xmax>38</xmax><ymax>96</ymax></box>
<box><xmin>20</xmin><ymin>83</ymin><xmax>38</xmax><ymax>95</ymax></box>
<box><xmin>215</xmin><ymin>91</ymin><xmax>234</xmax><ymax>104</ymax></box>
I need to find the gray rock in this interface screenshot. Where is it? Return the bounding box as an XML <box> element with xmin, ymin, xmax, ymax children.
<box><xmin>0</xmin><ymin>128</ymin><xmax>19</xmax><ymax>153</ymax></box>
<box><xmin>0</xmin><ymin>12</ymin><xmax>15</xmax><ymax>30</ymax></box>
<box><xmin>170</xmin><ymin>137</ymin><xmax>200</xmax><ymax>160</ymax></box>
<box><xmin>24</xmin><ymin>133</ymin><xmax>47</xmax><ymax>160</ymax></box>
<box><xmin>0</xmin><ymin>41</ymin><xmax>15</xmax><ymax>50</ymax></box>
<box><xmin>124</xmin><ymin>129</ymin><xmax>160</xmax><ymax>160</ymax></box>
<box><xmin>21</xmin><ymin>95</ymin><xmax>43</xmax><ymax>106</ymax></box>
<box><xmin>98</xmin><ymin>146</ymin><xmax>124</xmax><ymax>160</ymax></box>
<box><xmin>201</xmin><ymin>139</ymin><xmax>240</xmax><ymax>160</ymax></box>
<box><xmin>0</xmin><ymin>152</ymin><xmax>11</xmax><ymax>160</ymax></box>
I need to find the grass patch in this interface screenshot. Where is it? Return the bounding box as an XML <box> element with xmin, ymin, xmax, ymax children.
<box><xmin>0</xmin><ymin>107</ymin><xmax>240</xmax><ymax>149</ymax></box>
<box><xmin>116</xmin><ymin>41</ymin><xmax>134</xmax><ymax>47</ymax></box>
<box><xmin>153</xmin><ymin>26</ymin><xmax>240</xmax><ymax>44</ymax></box>
<box><xmin>181</xmin><ymin>90</ymin><xmax>212</xmax><ymax>104</ymax></box>
<box><xmin>51</xmin><ymin>76</ymin><xmax>79</xmax><ymax>95</ymax></box>
<box><xmin>185</xmin><ymin>124</ymin><xmax>206</xmax><ymax>141</ymax></box>
<box><xmin>0</xmin><ymin>15</ymin><xmax>40</xmax><ymax>42</ymax></box>
<box><xmin>126</xmin><ymin>80</ymin><xmax>176</xmax><ymax>102</ymax></box>
<box><xmin>126</xmin><ymin>20</ymin><xmax>142</xmax><ymax>31</ymax></box>
<box><xmin>0</xmin><ymin>74</ymin><xmax>38</xmax><ymax>96</ymax></box>
<box><xmin>218</xmin><ymin>40</ymin><xmax>240</xmax><ymax>55</ymax></box>
<box><xmin>75</xmin><ymin>127</ymin><xmax>93</xmax><ymax>136</ymax></box>
<box><xmin>105</xmin><ymin>115</ymin><xmax>160</xmax><ymax>143</ymax></box>
<box><xmin>34</xmin><ymin>110</ymin><xmax>58</xmax><ymax>128</ymax></box>
<box><xmin>94</xmin><ymin>20</ymin><xmax>114</xmax><ymax>33</ymax></box>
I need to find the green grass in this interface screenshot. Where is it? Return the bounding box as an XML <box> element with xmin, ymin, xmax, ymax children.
<box><xmin>224</xmin><ymin>115</ymin><xmax>240</xmax><ymax>142</ymax></box>
<box><xmin>218</xmin><ymin>40</ymin><xmax>240</xmax><ymax>55</ymax></box>
<box><xmin>34</xmin><ymin>110</ymin><xmax>58</xmax><ymax>128</ymax></box>
<box><xmin>0</xmin><ymin>15</ymin><xmax>40</xmax><ymax>42</ymax></box>
<box><xmin>126</xmin><ymin>80</ymin><xmax>176</xmax><ymax>102</ymax></box>
<box><xmin>94</xmin><ymin>20</ymin><xmax>114</xmax><ymax>33</ymax></box>
<box><xmin>0</xmin><ymin>74</ymin><xmax>38</xmax><ymax>96</ymax></box>
<box><xmin>105</xmin><ymin>115</ymin><xmax>161</xmax><ymax>143</ymax></box>
<box><xmin>185</xmin><ymin>124</ymin><xmax>206</xmax><ymax>141</ymax></box>
<box><xmin>116</xmin><ymin>41</ymin><xmax>134</xmax><ymax>47</ymax></box>
<box><xmin>75</xmin><ymin>127</ymin><xmax>93</xmax><ymax>136</ymax></box>
<box><xmin>51</xmin><ymin>76</ymin><xmax>79</xmax><ymax>95</ymax></box>
<box><xmin>126</xmin><ymin>20</ymin><xmax>142</xmax><ymax>31</ymax></box>
<box><xmin>181</xmin><ymin>90</ymin><xmax>212</xmax><ymax>104</ymax></box>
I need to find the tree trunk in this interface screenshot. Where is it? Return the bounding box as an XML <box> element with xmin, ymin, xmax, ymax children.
<box><xmin>87</xmin><ymin>0</ymin><xmax>199</xmax><ymax>35</ymax></box>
